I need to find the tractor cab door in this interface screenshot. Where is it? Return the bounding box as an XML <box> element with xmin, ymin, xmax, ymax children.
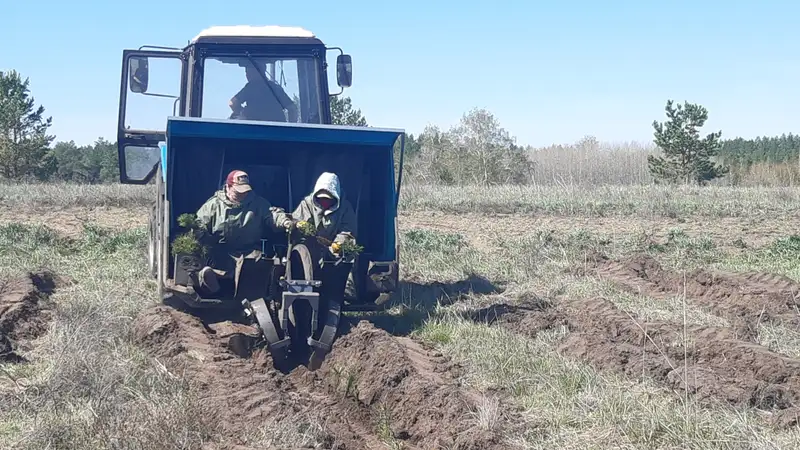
<box><xmin>117</xmin><ymin>49</ymin><xmax>186</xmax><ymax>184</ymax></box>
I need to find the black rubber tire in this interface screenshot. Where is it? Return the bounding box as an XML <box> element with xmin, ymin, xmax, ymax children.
<box><xmin>285</xmin><ymin>243</ymin><xmax>314</xmax><ymax>282</ymax></box>
<box><xmin>148</xmin><ymin>204</ymin><xmax>158</xmax><ymax>279</ymax></box>
<box><xmin>155</xmin><ymin>166</ymin><xmax>166</xmax><ymax>301</ymax></box>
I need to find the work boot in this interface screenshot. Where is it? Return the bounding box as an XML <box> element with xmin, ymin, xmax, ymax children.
<box><xmin>198</xmin><ymin>266</ymin><xmax>220</xmax><ymax>293</ymax></box>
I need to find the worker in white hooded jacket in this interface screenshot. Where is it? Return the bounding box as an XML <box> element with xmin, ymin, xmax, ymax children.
<box><xmin>292</xmin><ymin>172</ymin><xmax>358</xmax><ymax>299</ymax></box>
<box><xmin>292</xmin><ymin>172</ymin><xmax>357</xmax><ymax>252</ymax></box>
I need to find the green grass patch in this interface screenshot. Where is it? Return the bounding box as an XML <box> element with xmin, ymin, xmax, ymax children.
<box><xmin>399</xmin><ymin>229</ymin><xmax>487</xmax><ymax>282</ymax></box>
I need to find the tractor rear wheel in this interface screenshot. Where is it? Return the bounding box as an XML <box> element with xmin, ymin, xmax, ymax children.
<box><xmin>148</xmin><ymin>204</ymin><xmax>158</xmax><ymax>279</ymax></box>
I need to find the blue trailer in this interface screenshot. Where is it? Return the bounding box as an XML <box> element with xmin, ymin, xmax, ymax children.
<box><xmin>116</xmin><ymin>26</ymin><xmax>406</xmax><ymax>368</ymax></box>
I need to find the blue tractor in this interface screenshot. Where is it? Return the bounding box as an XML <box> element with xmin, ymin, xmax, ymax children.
<box><xmin>117</xmin><ymin>25</ymin><xmax>406</xmax><ymax>368</ymax></box>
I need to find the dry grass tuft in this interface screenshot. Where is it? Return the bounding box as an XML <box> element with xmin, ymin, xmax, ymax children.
<box><xmin>0</xmin><ymin>182</ymin><xmax>153</xmax><ymax>209</ymax></box>
<box><xmin>0</xmin><ymin>223</ymin><xmax>218</xmax><ymax>449</ymax></box>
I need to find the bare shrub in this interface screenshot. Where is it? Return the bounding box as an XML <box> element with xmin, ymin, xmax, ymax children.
<box><xmin>404</xmin><ymin>110</ymin><xmax>533</xmax><ymax>186</ymax></box>
<box><xmin>527</xmin><ymin>137</ymin><xmax>657</xmax><ymax>186</ymax></box>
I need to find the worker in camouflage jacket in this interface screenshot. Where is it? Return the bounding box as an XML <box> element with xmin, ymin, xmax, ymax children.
<box><xmin>195</xmin><ymin>169</ymin><xmax>295</xmax><ymax>293</ymax></box>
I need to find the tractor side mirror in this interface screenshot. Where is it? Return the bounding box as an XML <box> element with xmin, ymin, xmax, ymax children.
<box><xmin>129</xmin><ymin>56</ymin><xmax>149</xmax><ymax>93</ymax></box>
<box><xmin>336</xmin><ymin>54</ymin><xmax>352</xmax><ymax>88</ymax></box>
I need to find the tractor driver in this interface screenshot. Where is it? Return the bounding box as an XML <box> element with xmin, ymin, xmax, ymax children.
<box><xmin>229</xmin><ymin>61</ymin><xmax>299</xmax><ymax>123</ymax></box>
<box><xmin>195</xmin><ymin>169</ymin><xmax>297</xmax><ymax>293</ymax></box>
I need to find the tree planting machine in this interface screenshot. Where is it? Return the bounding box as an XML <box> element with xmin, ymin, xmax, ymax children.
<box><xmin>116</xmin><ymin>25</ymin><xmax>406</xmax><ymax>368</ymax></box>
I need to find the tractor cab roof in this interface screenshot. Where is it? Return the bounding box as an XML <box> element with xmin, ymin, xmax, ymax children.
<box><xmin>190</xmin><ymin>25</ymin><xmax>325</xmax><ymax>47</ymax></box>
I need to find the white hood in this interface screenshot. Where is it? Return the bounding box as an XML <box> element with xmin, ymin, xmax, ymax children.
<box><xmin>312</xmin><ymin>172</ymin><xmax>341</xmax><ymax>215</ymax></box>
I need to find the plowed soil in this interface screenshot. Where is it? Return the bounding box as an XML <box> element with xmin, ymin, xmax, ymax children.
<box><xmin>133</xmin><ymin>305</ymin><xmax>518</xmax><ymax>449</ymax></box>
<box><xmin>596</xmin><ymin>254</ymin><xmax>800</xmax><ymax>337</ymax></box>
<box><xmin>477</xmin><ymin>295</ymin><xmax>800</xmax><ymax>427</ymax></box>
<box><xmin>0</xmin><ymin>205</ymin><xmax>148</xmax><ymax>237</ymax></box>
<box><xmin>0</xmin><ymin>271</ymin><xmax>62</xmax><ymax>362</ymax></box>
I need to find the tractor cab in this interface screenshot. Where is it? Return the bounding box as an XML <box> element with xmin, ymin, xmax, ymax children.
<box><xmin>116</xmin><ymin>25</ymin><xmax>353</xmax><ymax>185</ymax></box>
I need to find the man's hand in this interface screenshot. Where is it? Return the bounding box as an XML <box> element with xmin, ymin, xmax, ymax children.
<box><xmin>229</xmin><ymin>98</ymin><xmax>241</xmax><ymax>112</ymax></box>
<box><xmin>282</xmin><ymin>218</ymin><xmax>297</xmax><ymax>232</ymax></box>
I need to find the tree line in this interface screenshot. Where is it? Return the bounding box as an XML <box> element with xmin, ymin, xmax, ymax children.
<box><xmin>2</xmin><ymin>68</ymin><xmax>798</xmax><ymax>186</ymax></box>
<box><xmin>718</xmin><ymin>134</ymin><xmax>800</xmax><ymax>166</ymax></box>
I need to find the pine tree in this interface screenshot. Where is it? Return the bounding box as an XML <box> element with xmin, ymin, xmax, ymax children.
<box><xmin>0</xmin><ymin>70</ymin><xmax>56</xmax><ymax>180</ymax></box>
<box><xmin>647</xmin><ymin>100</ymin><xmax>728</xmax><ymax>185</ymax></box>
<box><xmin>330</xmin><ymin>95</ymin><xmax>367</xmax><ymax>126</ymax></box>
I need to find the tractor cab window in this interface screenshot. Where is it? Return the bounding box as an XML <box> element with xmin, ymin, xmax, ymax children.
<box><xmin>201</xmin><ymin>56</ymin><xmax>323</xmax><ymax>124</ymax></box>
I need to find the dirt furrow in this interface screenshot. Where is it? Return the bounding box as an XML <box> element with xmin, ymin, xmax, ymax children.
<box><xmin>133</xmin><ymin>305</ymin><xmax>517</xmax><ymax>449</ymax></box>
<box><xmin>595</xmin><ymin>254</ymin><xmax>800</xmax><ymax>336</ymax></box>
<box><xmin>474</xmin><ymin>295</ymin><xmax>800</xmax><ymax>428</ymax></box>
<box><xmin>0</xmin><ymin>271</ymin><xmax>63</xmax><ymax>362</ymax></box>
<box><xmin>134</xmin><ymin>306</ymin><xmax>370</xmax><ymax>448</ymax></box>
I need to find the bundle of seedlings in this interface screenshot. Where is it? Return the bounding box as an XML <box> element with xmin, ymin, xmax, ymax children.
<box><xmin>295</xmin><ymin>220</ymin><xmax>363</xmax><ymax>258</ymax></box>
<box><xmin>171</xmin><ymin>213</ymin><xmax>208</xmax><ymax>258</ymax></box>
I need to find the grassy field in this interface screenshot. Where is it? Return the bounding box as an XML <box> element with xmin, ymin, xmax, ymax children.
<box><xmin>4</xmin><ymin>181</ymin><xmax>800</xmax><ymax>215</ymax></box>
<box><xmin>1</xmin><ymin>183</ymin><xmax>800</xmax><ymax>449</ymax></box>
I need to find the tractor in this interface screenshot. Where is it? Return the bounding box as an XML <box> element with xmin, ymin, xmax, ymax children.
<box><xmin>117</xmin><ymin>25</ymin><xmax>406</xmax><ymax>368</ymax></box>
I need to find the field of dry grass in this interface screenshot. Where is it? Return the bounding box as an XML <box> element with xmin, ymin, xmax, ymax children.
<box><xmin>1</xmin><ymin>182</ymin><xmax>800</xmax><ymax>449</ymax></box>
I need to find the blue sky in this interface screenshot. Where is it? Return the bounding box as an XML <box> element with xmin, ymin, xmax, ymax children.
<box><xmin>3</xmin><ymin>0</ymin><xmax>799</xmax><ymax>148</ymax></box>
